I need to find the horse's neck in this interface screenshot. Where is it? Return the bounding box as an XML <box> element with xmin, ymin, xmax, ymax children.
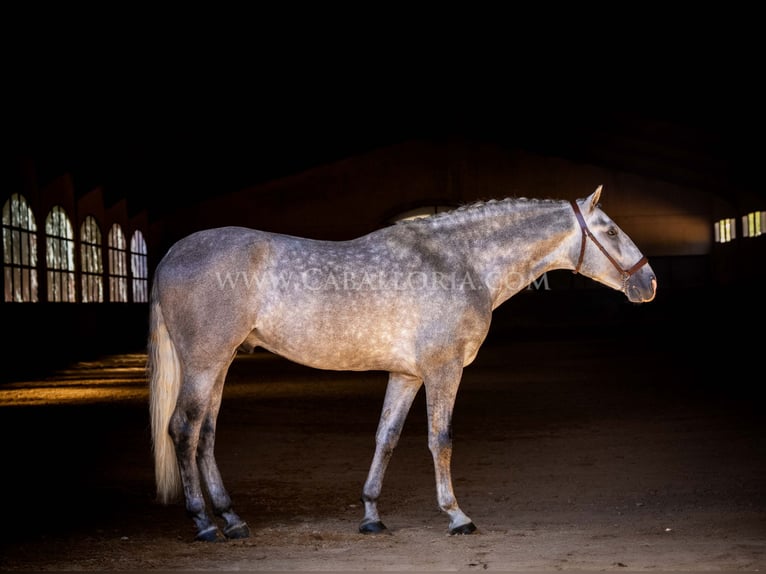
<box><xmin>435</xmin><ymin>199</ymin><xmax>576</xmax><ymax>308</ymax></box>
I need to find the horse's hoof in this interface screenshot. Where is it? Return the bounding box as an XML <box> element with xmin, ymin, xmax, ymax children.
<box><xmin>223</xmin><ymin>522</ymin><xmax>250</xmax><ymax>539</ymax></box>
<box><xmin>449</xmin><ymin>522</ymin><xmax>477</xmax><ymax>535</ymax></box>
<box><xmin>195</xmin><ymin>526</ymin><xmax>223</xmax><ymax>542</ymax></box>
<box><xmin>359</xmin><ymin>520</ymin><xmax>388</xmax><ymax>534</ymax></box>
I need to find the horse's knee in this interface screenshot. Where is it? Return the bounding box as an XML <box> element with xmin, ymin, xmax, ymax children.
<box><xmin>375</xmin><ymin>431</ymin><xmax>397</xmax><ymax>456</ymax></box>
<box><xmin>428</xmin><ymin>427</ymin><xmax>452</xmax><ymax>454</ymax></box>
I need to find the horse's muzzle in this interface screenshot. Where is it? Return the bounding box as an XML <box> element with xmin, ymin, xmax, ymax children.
<box><xmin>626</xmin><ymin>272</ymin><xmax>657</xmax><ymax>303</ymax></box>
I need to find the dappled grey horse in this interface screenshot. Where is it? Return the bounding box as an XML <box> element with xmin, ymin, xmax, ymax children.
<box><xmin>148</xmin><ymin>185</ymin><xmax>656</xmax><ymax>541</ymax></box>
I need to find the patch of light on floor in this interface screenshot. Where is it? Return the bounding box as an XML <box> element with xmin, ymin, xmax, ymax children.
<box><xmin>0</xmin><ymin>353</ymin><xmax>149</xmax><ymax>407</ymax></box>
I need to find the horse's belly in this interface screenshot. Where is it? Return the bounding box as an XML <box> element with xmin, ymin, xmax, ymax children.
<box><xmin>257</xmin><ymin>333</ymin><xmax>411</xmax><ymax>372</ymax></box>
<box><xmin>248</xmin><ymin>286</ymin><xmax>489</xmax><ymax>374</ymax></box>
<box><xmin>252</xmin><ymin>312</ymin><xmax>420</xmax><ymax>373</ymax></box>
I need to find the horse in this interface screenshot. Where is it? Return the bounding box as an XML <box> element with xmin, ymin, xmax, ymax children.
<box><xmin>148</xmin><ymin>185</ymin><xmax>656</xmax><ymax>542</ymax></box>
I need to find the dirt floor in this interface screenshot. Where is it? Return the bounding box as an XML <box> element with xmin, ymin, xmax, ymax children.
<box><xmin>1</xmin><ymin>294</ymin><xmax>764</xmax><ymax>571</ymax></box>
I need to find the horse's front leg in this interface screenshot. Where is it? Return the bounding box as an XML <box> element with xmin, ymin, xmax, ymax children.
<box><xmin>424</xmin><ymin>361</ymin><xmax>476</xmax><ymax>535</ymax></box>
<box><xmin>360</xmin><ymin>372</ymin><xmax>423</xmax><ymax>533</ymax></box>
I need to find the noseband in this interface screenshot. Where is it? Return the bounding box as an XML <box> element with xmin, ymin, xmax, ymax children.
<box><xmin>570</xmin><ymin>200</ymin><xmax>648</xmax><ymax>290</ymax></box>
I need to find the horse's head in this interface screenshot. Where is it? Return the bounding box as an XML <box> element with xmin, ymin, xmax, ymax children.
<box><xmin>571</xmin><ymin>186</ymin><xmax>657</xmax><ymax>303</ymax></box>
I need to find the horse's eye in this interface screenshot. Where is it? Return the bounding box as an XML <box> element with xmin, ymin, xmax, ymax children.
<box><xmin>607</xmin><ymin>227</ymin><xmax>617</xmax><ymax>237</ymax></box>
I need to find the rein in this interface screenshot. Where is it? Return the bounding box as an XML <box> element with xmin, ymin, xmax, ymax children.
<box><xmin>570</xmin><ymin>200</ymin><xmax>648</xmax><ymax>289</ymax></box>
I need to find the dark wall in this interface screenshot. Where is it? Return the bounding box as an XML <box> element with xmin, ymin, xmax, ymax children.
<box><xmin>1</xmin><ymin>303</ymin><xmax>149</xmax><ymax>383</ymax></box>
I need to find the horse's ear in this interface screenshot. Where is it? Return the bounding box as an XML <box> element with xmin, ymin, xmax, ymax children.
<box><xmin>586</xmin><ymin>185</ymin><xmax>603</xmax><ymax>213</ymax></box>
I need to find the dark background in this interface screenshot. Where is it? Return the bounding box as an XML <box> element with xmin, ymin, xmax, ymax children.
<box><xmin>7</xmin><ymin>9</ymin><xmax>765</xmax><ymax>220</ymax></box>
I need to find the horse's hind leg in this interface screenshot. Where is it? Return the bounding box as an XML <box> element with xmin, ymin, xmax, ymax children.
<box><xmin>197</xmin><ymin>363</ymin><xmax>249</xmax><ymax>540</ymax></box>
<box><xmin>169</xmin><ymin>361</ymin><xmax>246</xmax><ymax>541</ymax></box>
<box><xmin>360</xmin><ymin>372</ymin><xmax>422</xmax><ymax>533</ymax></box>
<box><xmin>168</xmin><ymin>372</ymin><xmax>219</xmax><ymax>541</ymax></box>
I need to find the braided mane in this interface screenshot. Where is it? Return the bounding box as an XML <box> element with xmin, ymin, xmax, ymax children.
<box><xmin>397</xmin><ymin>196</ymin><xmax>562</xmax><ymax>228</ymax></box>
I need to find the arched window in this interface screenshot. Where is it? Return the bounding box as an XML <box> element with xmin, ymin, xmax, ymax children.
<box><xmin>80</xmin><ymin>216</ymin><xmax>103</xmax><ymax>303</ymax></box>
<box><xmin>2</xmin><ymin>193</ymin><xmax>38</xmax><ymax>302</ymax></box>
<box><xmin>108</xmin><ymin>224</ymin><xmax>128</xmax><ymax>302</ymax></box>
<box><xmin>45</xmin><ymin>205</ymin><xmax>76</xmax><ymax>302</ymax></box>
<box><xmin>130</xmin><ymin>230</ymin><xmax>148</xmax><ymax>303</ymax></box>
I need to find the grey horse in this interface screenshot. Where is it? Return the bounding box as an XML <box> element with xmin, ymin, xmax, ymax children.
<box><xmin>148</xmin><ymin>185</ymin><xmax>656</xmax><ymax>541</ymax></box>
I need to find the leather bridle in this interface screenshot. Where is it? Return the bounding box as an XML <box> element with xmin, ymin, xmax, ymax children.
<box><xmin>570</xmin><ymin>200</ymin><xmax>649</xmax><ymax>291</ymax></box>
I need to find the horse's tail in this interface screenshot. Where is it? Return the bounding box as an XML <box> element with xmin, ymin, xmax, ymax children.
<box><xmin>147</xmin><ymin>281</ymin><xmax>182</xmax><ymax>504</ymax></box>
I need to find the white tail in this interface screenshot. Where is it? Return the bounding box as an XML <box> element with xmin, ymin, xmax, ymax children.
<box><xmin>148</xmin><ymin>285</ymin><xmax>182</xmax><ymax>504</ymax></box>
